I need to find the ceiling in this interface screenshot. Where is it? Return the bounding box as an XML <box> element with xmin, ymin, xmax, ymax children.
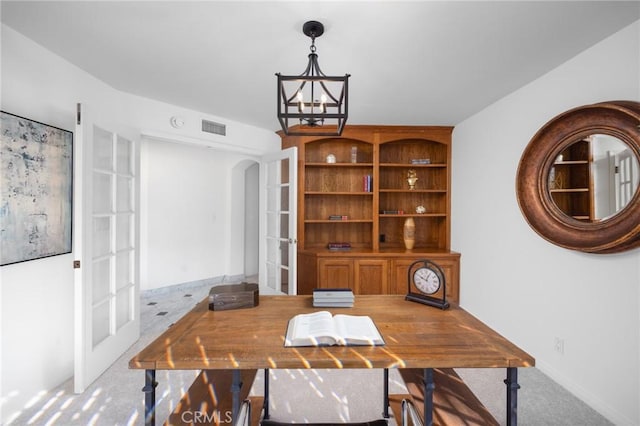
<box><xmin>2</xmin><ymin>1</ymin><xmax>639</xmax><ymax>132</ymax></box>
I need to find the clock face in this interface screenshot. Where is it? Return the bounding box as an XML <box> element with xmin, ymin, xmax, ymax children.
<box><xmin>414</xmin><ymin>267</ymin><xmax>441</xmax><ymax>294</ymax></box>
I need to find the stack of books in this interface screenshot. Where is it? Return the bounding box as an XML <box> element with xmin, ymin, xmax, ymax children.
<box><xmin>313</xmin><ymin>288</ymin><xmax>355</xmax><ymax>308</ymax></box>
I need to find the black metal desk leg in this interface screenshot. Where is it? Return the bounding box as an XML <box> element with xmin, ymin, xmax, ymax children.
<box><xmin>231</xmin><ymin>369</ymin><xmax>243</xmax><ymax>424</ymax></box>
<box><xmin>263</xmin><ymin>368</ymin><xmax>270</xmax><ymax>419</ymax></box>
<box><xmin>505</xmin><ymin>367</ymin><xmax>520</xmax><ymax>426</ymax></box>
<box><xmin>423</xmin><ymin>368</ymin><xmax>435</xmax><ymax>426</ymax></box>
<box><xmin>142</xmin><ymin>369</ymin><xmax>157</xmax><ymax>426</ymax></box>
<box><xmin>383</xmin><ymin>368</ymin><xmax>389</xmax><ymax>418</ymax></box>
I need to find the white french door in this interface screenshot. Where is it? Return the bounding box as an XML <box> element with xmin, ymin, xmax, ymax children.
<box><xmin>616</xmin><ymin>150</ymin><xmax>636</xmax><ymax>211</ymax></box>
<box><xmin>73</xmin><ymin>104</ymin><xmax>140</xmax><ymax>393</ymax></box>
<box><xmin>260</xmin><ymin>147</ymin><xmax>297</xmax><ymax>295</ymax></box>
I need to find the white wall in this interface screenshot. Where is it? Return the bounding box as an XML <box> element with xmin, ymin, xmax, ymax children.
<box><xmin>140</xmin><ymin>139</ymin><xmax>261</xmax><ymax>290</ymax></box>
<box><xmin>0</xmin><ymin>24</ymin><xmax>124</xmax><ymax>423</ymax></box>
<box><xmin>1</xmin><ymin>24</ymin><xmax>278</xmax><ymax>423</ymax></box>
<box><xmin>452</xmin><ymin>20</ymin><xmax>640</xmax><ymax>425</ymax></box>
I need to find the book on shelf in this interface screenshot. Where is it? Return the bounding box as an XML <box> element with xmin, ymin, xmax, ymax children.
<box><xmin>410</xmin><ymin>158</ymin><xmax>431</xmax><ymax>165</ymax></box>
<box><xmin>329</xmin><ymin>215</ymin><xmax>348</xmax><ymax>220</ymax></box>
<box><xmin>327</xmin><ymin>242</ymin><xmax>351</xmax><ymax>251</ymax></box>
<box><xmin>284</xmin><ymin>311</ymin><xmax>385</xmax><ymax>347</ymax></box>
<box><xmin>381</xmin><ymin>210</ymin><xmax>405</xmax><ymax>215</ymax></box>
<box><xmin>362</xmin><ymin>174</ymin><xmax>373</xmax><ymax>192</ymax></box>
<box><xmin>313</xmin><ymin>288</ymin><xmax>354</xmax><ymax>307</ymax></box>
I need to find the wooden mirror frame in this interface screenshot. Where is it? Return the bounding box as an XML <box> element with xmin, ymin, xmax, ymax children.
<box><xmin>517</xmin><ymin>100</ymin><xmax>640</xmax><ymax>253</ymax></box>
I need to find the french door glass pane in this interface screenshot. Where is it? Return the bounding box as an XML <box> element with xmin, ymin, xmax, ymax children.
<box><xmin>93</xmin><ymin>126</ymin><xmax>113</xmax><ymax>171</ymax></box>
<box><xmin>266</xmin><ymin>163</ymin><xmax>278</xmax><ymax>186</ymax></box>
<box><xmin>116</xmin><ymin>176</ymin><xmax>132</xmax><ymax>212</ymax></box>
<box><xmin>280</xmin><ymin>186</ymin><xmax>289</xmax><ymax>209</ymax></box>
<box><xmin>116</xmin><ymin>136</ymin><xmax>132</xmax><ymax>175</ymax></box>
<box><xmin>280</xmin><ymin>268</ymin><xmax>289</xmax><ymax>293</ymax></box>
<box><xmin>280</xmin><ymin>240</ymin><xmax>289</xmax><ymax>268</ymax></box>
<box><xmin>92</xmin><ymin>301</ymin><xmax>110</xmax><ymax>347</ymax></box>
<box><xmin>116</xmin><ymin>214</ymin><xmax>132</xmax><ymax>251</ymax></box>
<box><xmin>280</xmin><ymin>213</ymin><xmax>289</xmax><ymax>239</ymax></box>
<box><xmin>267</xmin><ymin>212</ymin><xmax>277</xmax><ymax>237</ymax></box>
<box><xmin>267</xmin><ymin>263</ymin><xmax>276</xmax><ymax>288</ymax></box>
<box><xmin>92</xmin><ymin>217</ymin><xmax>111</xmax><ymax>258</ymax></box>
<box><xmin>280</xmin><ymin>158</ymin><xmax>289</xmax><ymax>177</ymax></box>
<box><xmin>92</xmin><ymin>258</ymin><xmax>111</xmax><ymax>304</ymax></box>
<box><xmin>93</xmin><ymin>172</ymin><xmax>112</xmax><ymax>213</ymax></box>
<box><xmin>115</xmin><ymin>251</ymin><xmax>132</xmax><ymax>290</ymax></box>
<box><xmin>267</xmin><ymin>188</ymin><xmax>278</xmax><ymax>211</ymax></box>
<box><xmin>116</xmin><ymin>287</ymin><xmax>131</xmax><ymax>330</ymax></box>
<box><xmin>267</xmin><ymin>238</ymin><xmax>277</xmax><ymax>262</ymax></box>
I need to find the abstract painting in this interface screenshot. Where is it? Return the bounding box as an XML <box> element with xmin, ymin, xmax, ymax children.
<box><xmin>1</xmin><ymin>111</ymin><xmax>73</xmax><ymax>266</ymax></box>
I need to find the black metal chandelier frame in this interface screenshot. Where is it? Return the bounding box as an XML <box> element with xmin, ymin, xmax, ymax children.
<box><xmin>276</xmin><ymin>21</ymin><xmax>350</xmax><ymax>136</ymax></box>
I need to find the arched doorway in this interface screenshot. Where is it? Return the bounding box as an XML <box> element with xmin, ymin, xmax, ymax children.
<box><xmin>230</xmin><ymin>159</ymin><xmax>259</xmax><ymax>281</ymax></box>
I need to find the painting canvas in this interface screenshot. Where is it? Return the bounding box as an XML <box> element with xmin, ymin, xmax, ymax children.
<box><xmin>1</xmin><ymin>111</ymin><xmax>73</xmax><ymax>266</ymax></box>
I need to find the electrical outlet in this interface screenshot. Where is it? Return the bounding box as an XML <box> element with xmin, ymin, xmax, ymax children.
<box><xmin>554</xmin><ymin>337</ymin><xmax>565</xmax><ymax>355</ymax></box>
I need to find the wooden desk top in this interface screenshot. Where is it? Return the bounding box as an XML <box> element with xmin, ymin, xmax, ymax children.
<box><xmin>129</xmin><ymin>295</ymin><xmax>534</xmax><ymax>371</ymax></box>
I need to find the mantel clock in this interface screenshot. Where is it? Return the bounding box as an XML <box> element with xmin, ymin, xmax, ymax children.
<box><xmin>406</xmin><ymin>259</ymin><xmax>449</xmax><ymax>309</ymax></box>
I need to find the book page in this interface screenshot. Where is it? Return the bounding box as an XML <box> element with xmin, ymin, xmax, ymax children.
<box><xmin>333</xmin><ymin>314</ymin><xmax>384</xmax><ymax>346</ymax></box>
<box><xmin>285</xmin><ymin>311</ymin><xmax>338</xmax><ymax>346</ymax></box>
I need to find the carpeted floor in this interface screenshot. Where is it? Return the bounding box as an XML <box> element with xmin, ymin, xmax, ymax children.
<box><xmin>6</xmin><ymin>280</ymin><xmax>612</xmax><ymax>425</ymax></box>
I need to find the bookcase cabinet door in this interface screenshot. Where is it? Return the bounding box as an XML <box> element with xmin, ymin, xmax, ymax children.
<box><xmin>318</xmin><ymin>258</ymin><xmax>353</xmax><ymax>289</ymax></box>
<box><xmin>354</xmin><ymin>259</ymin><xmax>389</xmax><ymax>295</ymax></box>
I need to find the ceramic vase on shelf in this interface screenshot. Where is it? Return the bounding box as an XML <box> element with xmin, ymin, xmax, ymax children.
<box><xmin>403</xmin><ymin>217</ymin><xmax>416</xmax><ymax>249</ymax></box>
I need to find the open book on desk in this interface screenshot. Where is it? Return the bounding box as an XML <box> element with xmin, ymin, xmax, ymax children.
<box><xmin>284</xmin><ymin>311</ymin><xmax>385</xmax><ymax>347</ymax></box>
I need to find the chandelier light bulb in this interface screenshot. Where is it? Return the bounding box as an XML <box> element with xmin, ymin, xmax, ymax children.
<box><xmin>320</xmin><ymin>93</ymin><xmax>328</xmax><ymax>113</ymax></box>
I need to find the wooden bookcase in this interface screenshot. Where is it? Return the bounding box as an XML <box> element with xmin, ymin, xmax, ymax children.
<box><xmin>280</xmin><ymin>125</ymin><xmax>460</xmax><ymax>299</ymax></box>
<box><xmin>549</xmin><ymin>139</ymin><xmax>593</xmax><ymax>221</ymax></box>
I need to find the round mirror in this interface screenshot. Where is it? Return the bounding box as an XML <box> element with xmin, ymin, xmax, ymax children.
<box><xmin>547</xmin><ymin>134</ymin><xmax>640</xmax><ymax>222</ymax></box>
<box><xmin>517</xmin><ymin>101</ymin><xmax>640</xmax><ymax>253</ymax></box>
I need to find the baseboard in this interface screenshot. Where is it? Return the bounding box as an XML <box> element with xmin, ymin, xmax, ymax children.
<box><xmin>141</xmin><ymin>274</ymin><xmax>249</xmax><ymax>297</ymax></box>
<box><xmin>536</xmin><ymin>359</ymin><xmax>636</xmax><ymax>426</ymax></box>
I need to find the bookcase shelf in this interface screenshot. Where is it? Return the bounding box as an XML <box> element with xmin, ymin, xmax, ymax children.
<box><xmin>305</xmin><ymin>219</ymin><xmax>375</xmax><ymax>223</ymax></box>
<box><xmin>305</xmin><ymin>192</ymin><xmax>374</xmax><ymax>195</ymax></box>
<box><xmin>549</xmin><ymin>139</ymin><xmax>593</xmax><ymax>221</ymax></box>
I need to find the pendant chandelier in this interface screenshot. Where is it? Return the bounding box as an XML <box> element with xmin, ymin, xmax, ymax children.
<box><xmin>276</xmin><ymin>21</ymin><xmax>350</xmax><ymax>136</ymax></box>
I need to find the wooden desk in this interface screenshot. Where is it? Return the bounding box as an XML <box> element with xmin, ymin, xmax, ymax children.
<box><xmin>130</xmin><ymin>295</ymin><xmax>534</xmax><ymax>425</ymax></box>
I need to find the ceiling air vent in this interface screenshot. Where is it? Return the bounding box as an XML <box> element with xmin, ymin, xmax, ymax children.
<box><xmin>202</xmin><ymin>119</ymin><xmax>226</xmax><ymax>136</ymax></box>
